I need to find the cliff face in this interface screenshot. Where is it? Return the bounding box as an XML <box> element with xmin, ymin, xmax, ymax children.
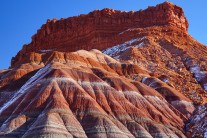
<box><xmin>0</xmin><ymin>1</ymin><xmax>207</xmax><ymax>138</ymax></box>
<box><xmin>12</xmin><ymin>2</ymin><xmax>188</xmax><ymax>67</ymax></box>
<box><xmin>0</xmin><ymin>50</ymin><xmax>195</xmax><ymax>138</ymax></box>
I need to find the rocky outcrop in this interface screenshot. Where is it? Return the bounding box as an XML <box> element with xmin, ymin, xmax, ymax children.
<box><xmin>0</xmin><ymin>50</ymin><xmax>194</xmax><ymax>137</ymax></box>
<box><xmin>102</xmin><ymin>19</ymin><xmax>207</xmax><ymax>103</ymax></box>
<box><xmin>12</xmin><ymin>2</ymin><xmax>188</xmax><ymax>67</ymax></box>
<box><xmin>0</xmin><ymin>1</ymin><xmax>207</xmax><ymax>138</ymax></box>
<box><xmin>186</xmin><ymin>104</ymin><xmax>207</xmax><ymax>138</ymax></box>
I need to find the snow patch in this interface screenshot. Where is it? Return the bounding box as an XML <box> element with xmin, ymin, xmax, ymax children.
<box><xmin>190</xmin><ymin>65</ymin><xmax>200</xmax><ymax>73</ymax></box>
<box><xmin>194</xmin><ymin>71</ymin><xmax>206</xmax><ymax>82</ymax></box>
<box><xmin>0</xmin><ymin>65</ymin><xmax>51</xmax><ymax>114</ymax></box>
<box><xmin>102</xmin><ymin>37</ymin><xmax>146</xmax><ymax>59</ymax></box>
<box><xmin>39</xmin><ymin>49</ymin><xmax>53</xmax><ymax>53</ymax></box>
<box><xmin>198</xmin><ymin>105</ymin><xmax>206</xmax><ymax>113</ymax></box>
<box><xmin>194</xmin><ymin>112</ymin><xmax>206</xmax><ymax>123</ymax></box>
<box><xmin>118</xmin><ymin>28</ymin><xmax>136</xmax><ymax>35</ymax></box>
<box><xmin>204</xmin><ymin>132</ymin><xmax>207</xmax><ymax>138</ymax></box>
<box><xmin>187</xmin><ymin>61</ymin><xmax>207</xmax><ymax>82</ymax></box>
<box><xmin>142</xmin><ymin>77</ymin><xmax>148</xmax><ymax>83</ymax></box>
<box><xmin>162</xmin><ymin>78</ymin><xmax>169</xmax><ymax>83</ymax></box>
<box><xmin>134</xmin><ymin>42</ymin><xmax>145</xmax><ymax>48</ymax></box>
<box><xmin>186</xmin><ymin>104</ymin><xmax>207</xmax><ymax>137</ymax></box>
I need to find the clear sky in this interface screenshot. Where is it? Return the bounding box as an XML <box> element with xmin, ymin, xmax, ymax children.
<box><xmin>0</xmin><ymin>0</ymin><xmax>206</xmax><ymax>69</ymax></box>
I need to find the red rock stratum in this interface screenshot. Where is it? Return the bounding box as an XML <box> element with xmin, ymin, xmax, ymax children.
<box><xmin>0</xmin><ymin>2</ymin><xmax>207</xmax><ymax>138</ymax></box>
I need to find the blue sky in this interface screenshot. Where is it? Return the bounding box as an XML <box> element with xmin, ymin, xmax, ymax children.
<box><xmin>0</xmin><ymin>0</ymin><xmax>206</xmax><ymax>69</ymax></box>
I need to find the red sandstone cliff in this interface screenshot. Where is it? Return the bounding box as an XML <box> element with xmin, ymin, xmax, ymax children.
<box><xmin>0</xmin><ymin>1</ymin><xmax>207</xmax><ymax>138</ymax></box>
<box><xmin>12</xmin><ymin>2</ymin><xmax>188</xmax><ymax>67</ymax></box>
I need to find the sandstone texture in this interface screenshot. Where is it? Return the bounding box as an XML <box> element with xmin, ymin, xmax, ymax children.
<box><xmin>12</xmin><ymin>2</ymin><xmax>188</xmax><ymax>67</ymax></box>
<box><xmin>0</xmin><ymin>1</ymin><xmax>207</xmax><ymax>138</ymax></box>
<box><xmin>0</xmin><ymin>50</ymin><xmax>194</xmax><ymax>137</ymax></box>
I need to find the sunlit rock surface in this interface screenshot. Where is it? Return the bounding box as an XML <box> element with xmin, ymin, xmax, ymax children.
<box><xmin>0</xmin><ymin>1</ymin><xmax>207</xmax><ymax>138</ymax></box>
<box><xmin>0</xmin><ymin>50</ymin><xmax>193</xmax><ymax>137</ymax></box>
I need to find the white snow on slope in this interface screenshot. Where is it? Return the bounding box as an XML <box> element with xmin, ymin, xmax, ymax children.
<box><xmin>102</xmin><ymin>37</ymin><xmax>146</xmax><ymax>59</ymax></box>
<box><xmin>187</xmin><ymin>104</ymin><xmax>207</xmax><ymax>137</ymax></box>
<box><xmin>204</xmin><ymin>132</ymin><xmax>207</xmax><ymax>138</ymax></box>
<box><xmin>191</xmin><ymin>65</ymin><xmax>206</xmax><ymax>82</ymax></box>
<box><xmin>0</xmin><ymin>64</ymin><xmax>51</xmax><ymax>114</ymax></box>
<box><xmin>190</xmin><ymin>65</ymin><xmax>201</xmax><ymax>73</ymax></box>
<box><xmin>119</xmin><ymin>28</ymin><xmax>135</xmax><ymax>35</ymax></box>
<box><xmin>186</xmin><ymin>58</ymin><xmax>207</xmax><ymax>89</ymax></box>
<box><xmin>39</xmin><ymin>49</ymin><xmax>53</xmax><ymax>53</ymax></box>
<box><xmin>190</xmin><ymin>65</ymin><xmax>207</xmax><ymax>90</ymax></box>
<box><xmin>142</xmin><ymin>76</ymin><xmax>148</xmax><ymax>83</ymax></box>
<box><xmin>134</xmin><ymin>42</ymin><xmax>145</xmax><ymax>48</ymax></box>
